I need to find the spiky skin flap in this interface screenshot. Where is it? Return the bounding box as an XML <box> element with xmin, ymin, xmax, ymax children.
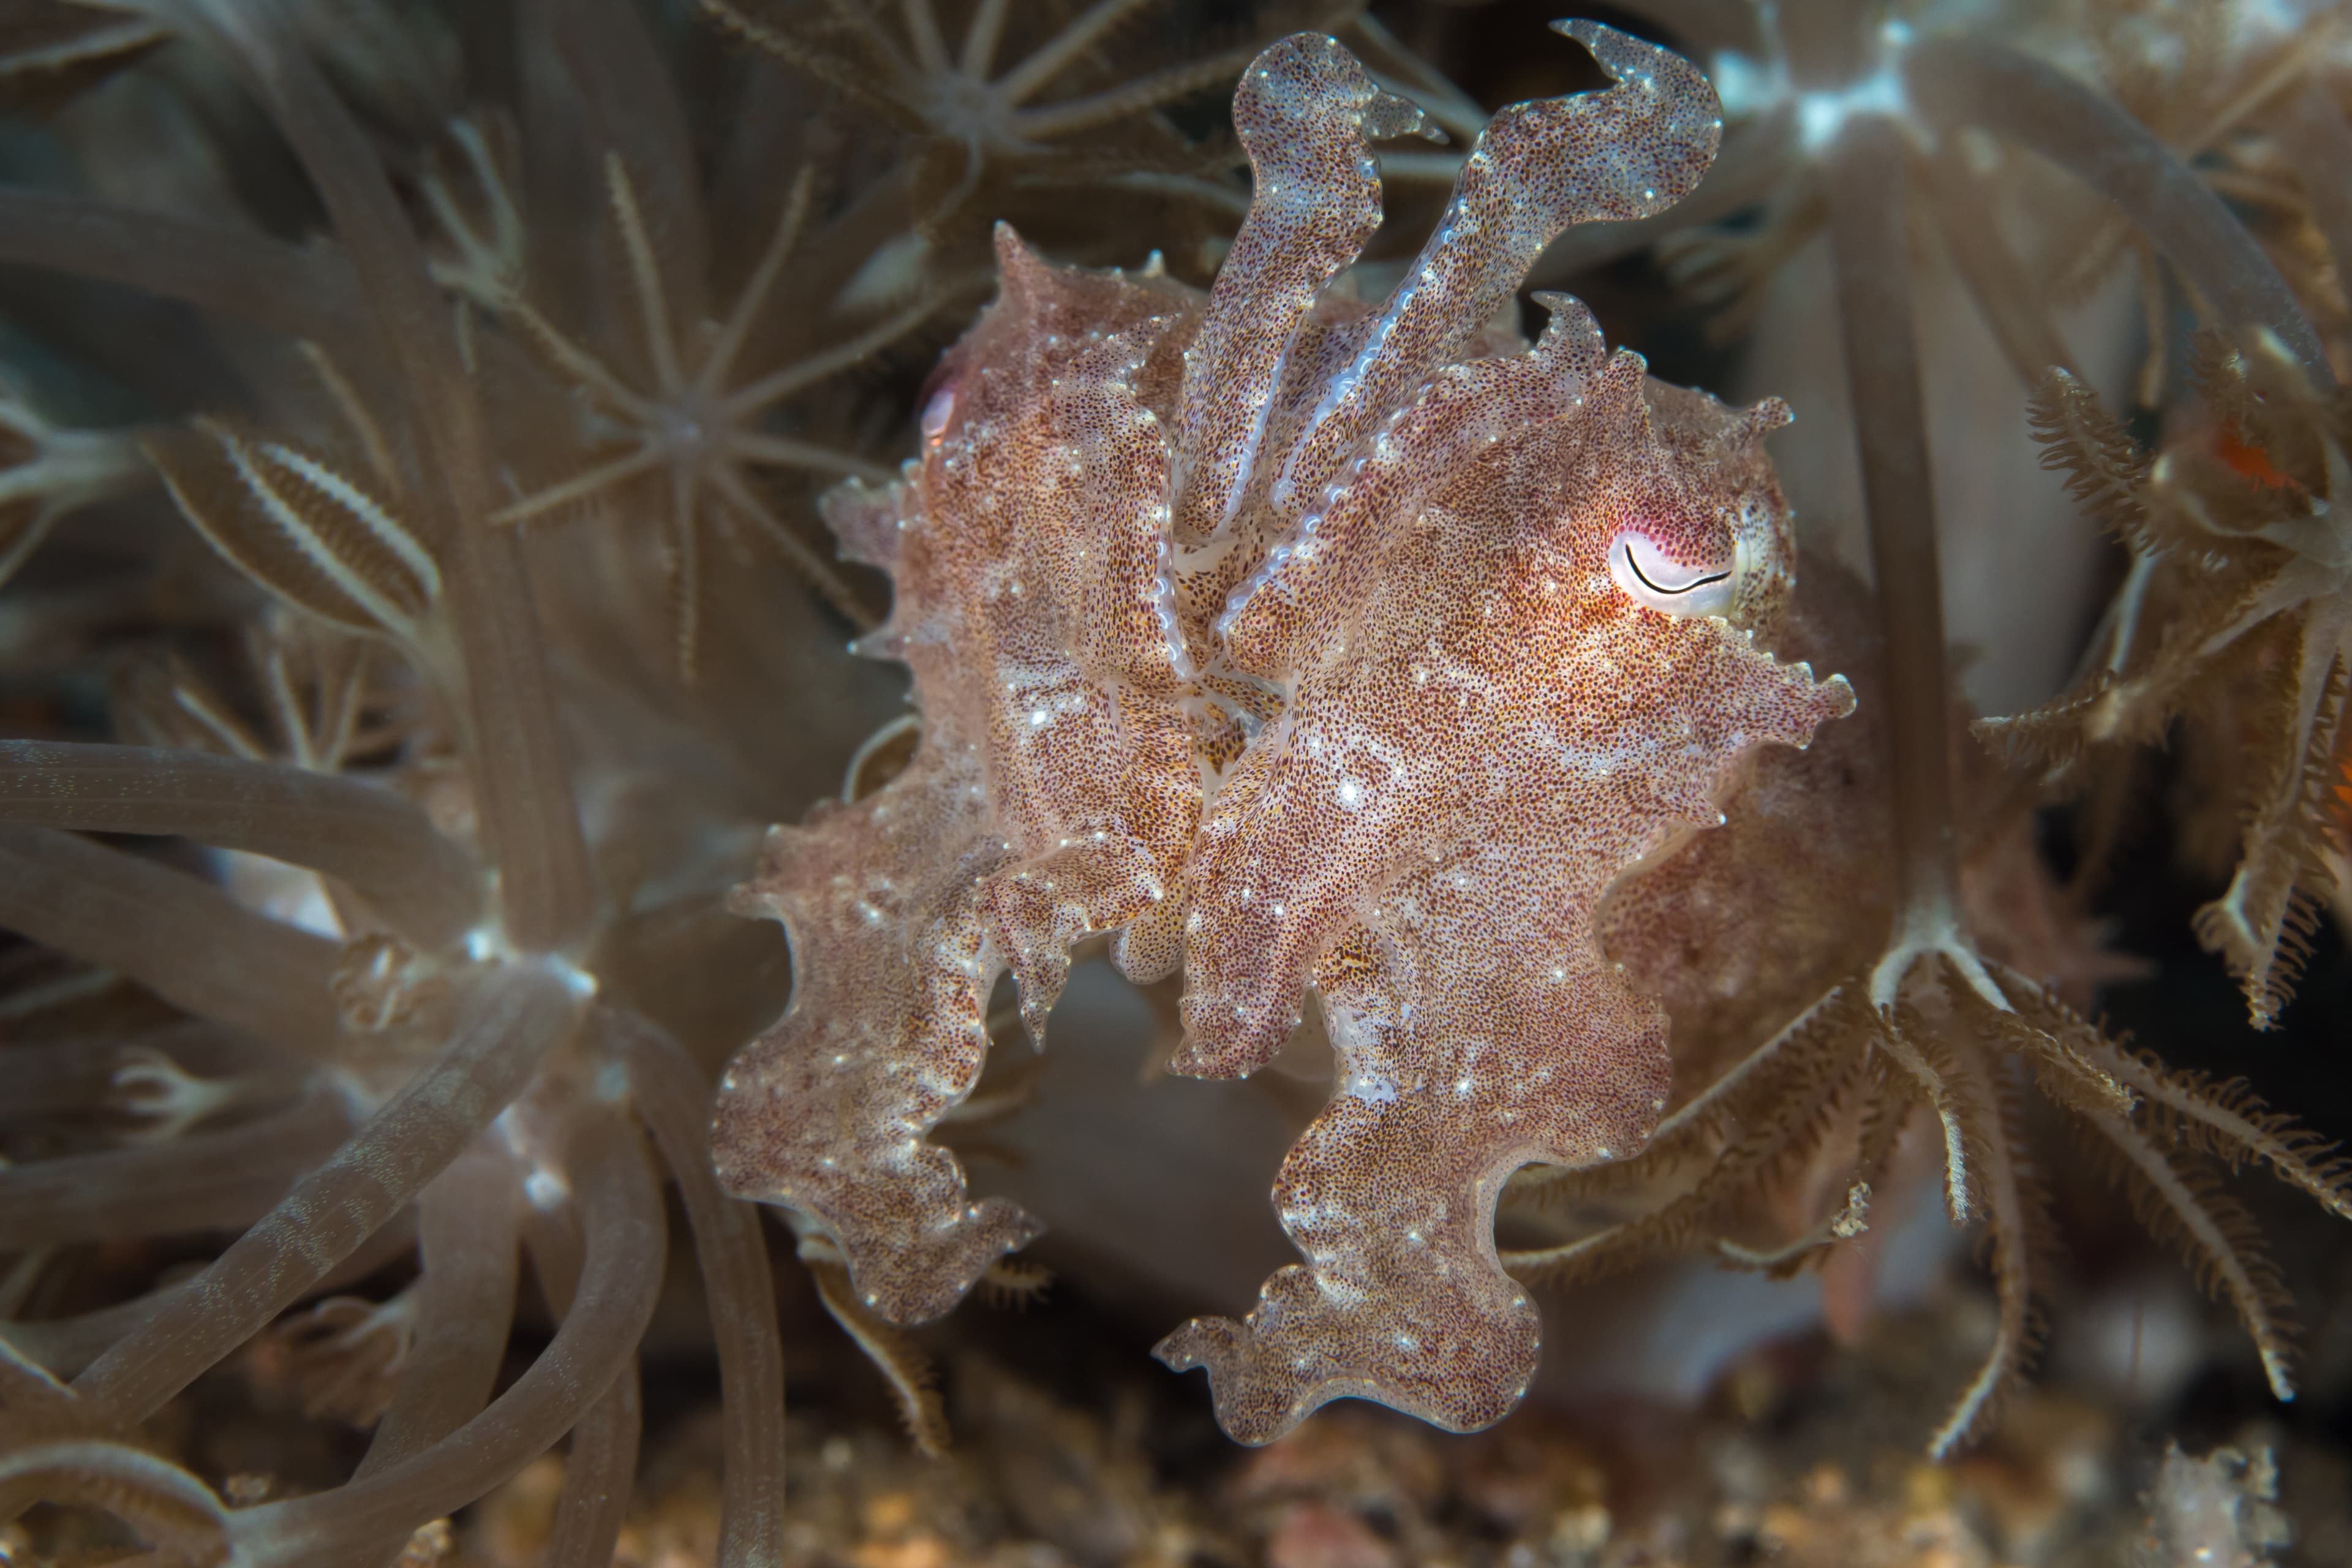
<box><xmin>712</xmin><ymin>23</ymin><xmax>1852</xmax><ymax>1444</ymax></box>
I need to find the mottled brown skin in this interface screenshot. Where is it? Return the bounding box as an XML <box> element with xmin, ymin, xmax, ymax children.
<box><xmin>1585</xmin><ymin>560</ymin><xmax>2138</xmax><ymax>1353</ymax></box>
<box><xmin>1597</xmin><ymin>559</ymin><xmax>1895</xmax><ymax>1090</ymax></box>
<box><xmin>1161</xmin><ymin>345</ymin><xmax>1849</xmax><ymax>1442</ymax></box>
<box><xmin>1602</xmin><ymin>559</ymin><xmax>2135</xmax><ymax>1095</ymax></box>
<box><xmin>715</xmin><ymin>21</ymin><xmax>1854</xmax><ymax>1441</ymax></box>
<box><xmin>711</xmin><ymin>244</ymin><xmax>1200</xmax><ymax>1323</ymax></box>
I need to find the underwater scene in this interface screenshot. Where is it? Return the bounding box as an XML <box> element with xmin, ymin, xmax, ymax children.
<box><xmin>1</xmin><ymin>0</ymin><xmax>2350</xmax><ymax>1562</ymax></box>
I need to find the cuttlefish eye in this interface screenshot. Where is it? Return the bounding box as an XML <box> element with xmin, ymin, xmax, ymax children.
<box><xmin>920</xmin><ymin>382</ymin><xmax>957</xmax><ymax>444</ymax></box>
<box><xmin>1608</xmin><ymin>530</ymin><xmax>1735</xmax><ymax>617</ymax></box>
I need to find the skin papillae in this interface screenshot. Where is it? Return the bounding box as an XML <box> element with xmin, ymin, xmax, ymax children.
<box><xmin>711</xmin><ymin>22</ymin><xmax>1853</xmax><ymax>1444</ymax></box>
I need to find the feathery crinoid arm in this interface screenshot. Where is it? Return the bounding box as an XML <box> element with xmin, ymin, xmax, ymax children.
<box><xmin>712</xmin><ymin>239</ymin><xmax>1204</xmax><ymax>1324</ymax></box>
<box><xmin>1156</xmin><ymin>28</ymin><xmax>1850</xmax><ymax>1432</ymax></box>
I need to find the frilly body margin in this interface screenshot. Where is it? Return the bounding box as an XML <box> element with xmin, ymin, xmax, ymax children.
<box><xmin>712</xmin><ymin>20</ymin><xmax>1859</xmax><ymax>1444</ymax></box>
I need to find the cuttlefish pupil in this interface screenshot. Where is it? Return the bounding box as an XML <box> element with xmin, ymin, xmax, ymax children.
<box><xmin>1608</xmin><ymin>530</ymin><xmax>1735</xmax><ymax>617</ymax></box>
